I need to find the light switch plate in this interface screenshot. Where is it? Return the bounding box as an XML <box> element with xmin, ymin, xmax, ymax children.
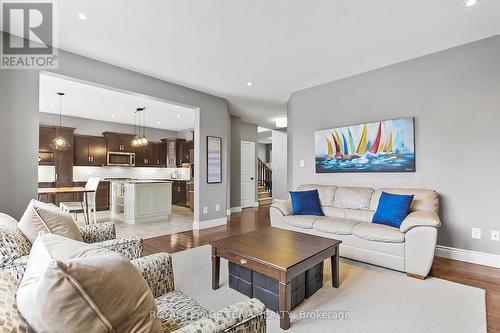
<box><xmin>203</xmin><ymin>206</ymin><xmax>208</xmax><ymax>214</ymax></box>
<box><xmin>491</xmin><ymin>230</ymin><xmax>499</xmax><ymax>241</ymax></box>
<box><xmin>300</xmin><ymin>160</ymin><xmax>305</xmax><ymax>167</ymax></box>
<box><xmin>472</xmin><ymin>228</ymin><xmax>481</xmax><ymax>240</ymax></box>
<box><xmin>215</xmin><ymin>204</ymin><xmax>220</xmax><ymax>212</ymax></box>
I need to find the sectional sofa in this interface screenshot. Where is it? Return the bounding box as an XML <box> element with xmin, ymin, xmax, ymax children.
<box><xmin>270</xmin><ymin>185</ymin><xmax>441</xmax><ymax>278</ymax></box>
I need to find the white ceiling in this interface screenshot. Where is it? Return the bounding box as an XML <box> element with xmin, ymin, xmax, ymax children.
<box><xmin>39</xmin><ymin>73</ymin><xmax>195</xmax><ymax>131</ymax></box>
<box><xmin>36</xmin><ymin>1</ymin><xmax>500</xmax><ymax>128</ymax></box>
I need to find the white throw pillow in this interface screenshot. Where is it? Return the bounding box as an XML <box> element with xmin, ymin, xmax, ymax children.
<box><xmin>18</xmin><ymin>199</ymin><xmax>83</xmax><ymax>244</ymax></box>
<box><xmin>17</xmin><ymin>233</ymin><xmax>162</xmax><ymax>333</ymax></box>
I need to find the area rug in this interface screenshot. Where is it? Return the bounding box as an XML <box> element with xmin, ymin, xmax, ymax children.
<box><xmin>171</xmin><ymin>245</ymin><xmax>486</xmax><ymax>333</ymax></box>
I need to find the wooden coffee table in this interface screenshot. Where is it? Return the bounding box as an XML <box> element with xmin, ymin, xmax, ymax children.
<box><xmin>210</xmin><ymin>227</ymin><xmax>341</xmax><ymax>330</ymax></box>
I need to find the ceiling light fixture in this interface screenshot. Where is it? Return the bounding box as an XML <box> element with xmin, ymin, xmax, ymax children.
<box><xmin>275</xmin><ymin>118</ymin><xmax>287</xmax><ymax>128</ymax></box>
<box><xmin>157</xmin><ymin>121</ymin><xmax>161</xmax><ymax>124</ymax></box>
<box><xmin>131</xmin><ymin>107</ymin><xmax>148</xmax><ymax>147</ymax></box>
<box><xmin>464</xmin><ymin>0</ymin><xmax>479</xmax><ymax>7</ymax></box>
<box><xmin>78</xmin><ymin>13</ymin><xmax>87</xmax><ymax>20</ymax></box>
<box><xmin>247</xmin><ymin>82</ymin><xmax>253</xmax><ymax>87</ymax></box>
<box><xmin>50</xmin><ymin>92</ymin><xmax>71</xmax><ymax>151</ymax></box>
<box><xmin>177</xmin><ymin>114</ymin><xmax>181</xmax><ymax>118</ymax></box>
<box><xmin>111</xmin><ymin>114</ymin><xmax>115</xmax><ymax>117</ymax></box>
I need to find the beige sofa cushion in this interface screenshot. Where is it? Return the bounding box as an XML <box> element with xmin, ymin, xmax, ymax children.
<box><xmin>297</xmin><ymin>184</ymin><xmax>337</xmax><ymax>207</ymax></box>
<box><xmin>333</xmin><ymin>187</ymin><xmax>374</xmax><ymax>210</ymax></box>
<box><xmin>17</xmin><ymin>233</ymin><xmax>162</xmax><ymax>333</ymax></box>
<box><xmin>313</xmin><ymin>217</ymin><xmax>360</xmax><ymax>235</ymax></box>
<box><xmin>352</xmin><ymin>223</ymin><xmax>405</xmax><ymax>243</ymax></box>
<box><xmin>18</xmin><ymin>200</ymin><xmax>83</xmax><ymax>244</ymax></box>
<box><xmin>370</xmin><ymin>188</ymin><xmax>439</xmax><ymax>213</ymax></box>
<box><xmin>283</xmin><ymin>215</ymin><xmax>324</xmax><ymax>229</ymax></box>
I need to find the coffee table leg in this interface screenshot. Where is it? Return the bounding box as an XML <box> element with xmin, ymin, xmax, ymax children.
<box><xmin>211</xmin><ymin>247</ymin><xmax>220</xmax><ymax>290</ymax></box>
<box><xmin>279</xmin><ymin>279</ymin><xmax>291</xmax><ymax>330</ymax></box>
<box><xmin>331</xmin><ymin>246</ymin><xmax>339</xmax><ymax>288</ymax></box>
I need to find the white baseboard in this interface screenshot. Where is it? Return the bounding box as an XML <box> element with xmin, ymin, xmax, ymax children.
<box><xmin>230</xmin><ymin>206</ymin><xmax>242</xmax><ymax>213</ymax></box>
<box><xmin>435</xmin><ymin>245</ymin><xmax>500</xmax><ymax>269</ymax></box>
<box><xmin>251</xmin><ymin>201</ymin><xmax>259</xmax><ymax>208</ymax></box>
<box><xmin>193</xmin><ymin>217</ymin><xmax>228</xmax><ymax>230</ymax></box>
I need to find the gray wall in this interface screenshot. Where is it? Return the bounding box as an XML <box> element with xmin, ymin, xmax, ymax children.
<box><xmin>230</xmin><ymin>116</ymin><xmax>242</xmax><ymax>208</ymax></box>
<box><xmin>39</xmin><ymin>113</ymin><xmax>178</xmax><ymax>141</ymax></box>
<box><xmin>230</xmin><ymin>117</ymin><xmax>258</xmax><ymax>208</ymax></box>
<box><xmin>257</xmin><ymin>143</ymin><xmax>267</xmax><ymax>162</ymax></box>
<box><xmin>272</xmin><ymin>129</ymin><xmax>288</xmax><ymax>200</ymax></box>
<box><xmin>0</xmin><ymin>33</ymin><xmax>230</xmax><ymax>224</ymax></box>
<box><xmin>288</xmin><ymin>35</ymin><xmax>500</xmax><ymax>255</ymax></box>
<box><xmin>0</xmin><ymin>69</ymin><xmax>39</xmax><ymax>218</ymax></box>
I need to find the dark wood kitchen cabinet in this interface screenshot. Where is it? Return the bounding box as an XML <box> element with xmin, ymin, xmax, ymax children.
<box><xmin>103</xmin><ymin>132</ymin><xmax>135</xmax><ymax>153</ymax></box>
<box><xmin>134</xmin><ymin>142</ymin><xmax>164</xmax><ymax>167</ymax></box>
<box><xmin>54</xmin><ymin>127</ymin><xmax>75</xmax><ymax>206</ymax></box>
<box><xmin>74</xmin><ymin>135</ymin><xmax>107</xmax><ymax>166</ymax></box>
<box><xmin>39</xmin><ymin>126</ymin><xmax>55</xmax><ymax>165</ymax></box>
<box><xmin>163</xmin><ymin>139</ymin><xmax>194</xmax><ymax>167</ymax></box>
<box><xmin>172</xmin><ymin>180</ymin><xmax>188</xmax><ymax>206</ymax></box>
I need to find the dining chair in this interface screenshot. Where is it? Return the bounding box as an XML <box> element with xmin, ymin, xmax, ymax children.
<box><xmin>60</xmin><ymin>177</ymin><xmax>100</xmax><ymax>224</ymax></box>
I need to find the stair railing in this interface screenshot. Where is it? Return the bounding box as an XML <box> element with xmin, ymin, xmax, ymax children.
<box><xmin>257</xmin><ymin>157</ymin><xmax>272</xmax><ymax>195</ymax></box>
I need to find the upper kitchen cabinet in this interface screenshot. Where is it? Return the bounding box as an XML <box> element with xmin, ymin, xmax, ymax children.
<box><xmin>103</xmin><ymin>132</ymin><xmax>135</xmax><ymax>153</ymax></box>
<box><xmin>134</xmin><ymin>142</ymin><xmax>165</xmax><ymax>167</ymax></box>
<box><xmin>39</xmin><ymin>126</ymin><xmax>55</xmax><ymax>165</ymax></box>
<box><xmin>74</xmin><ymin>135</ymin><xmax>107</xmax><ymax>166</ymax></box>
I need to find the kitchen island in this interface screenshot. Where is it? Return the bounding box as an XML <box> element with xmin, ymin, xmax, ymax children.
<box><xmin>110</xmin><ymin>180</ymin><xmax>172</xmax><ymax>224</ymax></box>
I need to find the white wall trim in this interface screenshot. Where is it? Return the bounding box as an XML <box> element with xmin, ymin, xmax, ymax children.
<box><xmin>251</xmin><ymin>201</ymin><xmax>259</xmax><ymax>208</ymax></box>
<box><xmin>435</xmin><ymin>245</ymin><xmax>500</xmax><ymax>269</ymax></box>
<box><xmin>193</xmin><ymin>217</ymin><xmax>228</xmax><ymax>230</ymax></box>
<box><xmin>230</xmin><ymin>206</ymin><xmax>242</xmax><ymax>213</ymax></box>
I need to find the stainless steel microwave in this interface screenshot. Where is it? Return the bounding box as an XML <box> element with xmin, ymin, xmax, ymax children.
<box><xmin>107</xmin><ymin>152</ymin><xmax>135</xmax><ymax>166</ymax></box>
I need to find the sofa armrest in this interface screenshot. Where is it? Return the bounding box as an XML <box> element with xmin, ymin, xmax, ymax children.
<box><xmin>131</xmin><ymin>253</ymin><xmax>174</xmax><ymax>298</ymax></box>
<box><xmin>3</xmin><ymin>255</ymin><xmax>29</xmax><ymax>282</ymax></box>
<box><xmin>174</xmin><ymin>298</ymin><xmax>266</xmax><ymax>333</ymax></box>
<box><xmin>400</xmin><ymin>211</ymin><xmax>441</xmax><ymax>233</ymax></box>
<box><xmin>95</xmin><ymin>236</ymin><xmax>143</xmax><ymax>260</ymax></box>
<box><xmin>271</xmin><ymin>200</ymin><xmax>292</xmax><ymax>216</ymax></box>
<box><xmin>79</xmin><ymin>222</ymin><xmax>116</xmax><ymax>243</ymax></box>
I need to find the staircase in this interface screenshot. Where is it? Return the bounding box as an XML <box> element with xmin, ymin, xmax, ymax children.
<box><xmin>257</xmin><ymin>158</ymin><xmax>272</xmax><ymax>206</ymax></box>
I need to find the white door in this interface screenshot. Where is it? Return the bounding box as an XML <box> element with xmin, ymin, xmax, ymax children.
<box><xmin>241</xmin><ymin>141</ymin><xmax>256</xmax><ymax>208</ymax></box>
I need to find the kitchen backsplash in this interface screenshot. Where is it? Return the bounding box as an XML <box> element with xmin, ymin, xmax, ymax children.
<box><xmin>38</xmin><ymin>166</ymin><xmax>191</xmax><ymax>183</ymax></box>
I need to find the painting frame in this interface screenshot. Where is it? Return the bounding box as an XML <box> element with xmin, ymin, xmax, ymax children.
<box><xmin>315</xmin><ymin>117</ymin><xmax>415</xmax><ymax>173</ymax></box>
<box><xmin>207</xmin><ymin>136</ymin><xmax>222</xmax><ymax>183</ymax></box>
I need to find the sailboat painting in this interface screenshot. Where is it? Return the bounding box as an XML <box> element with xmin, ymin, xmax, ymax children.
<box><xmin>315</xmin><ymin>117</ymin><xmax>415</xmax><ymax>173</ymax></box>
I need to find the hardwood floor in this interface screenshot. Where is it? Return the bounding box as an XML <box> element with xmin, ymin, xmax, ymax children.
<box><xmin>143</xmin><ymin>205</ymin><xmax>500</xmax><ymax>333</ymax></box>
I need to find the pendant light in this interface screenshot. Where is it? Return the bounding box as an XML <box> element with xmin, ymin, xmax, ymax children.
<box><xmin>131</xmin><ymin>107</ymin><xmax>148</xmax><ymax>147</ymax></box>
<box><xmin>50</xmin><ymin>92</ymin><xmax>71</xmax><ymax>150</ymax></box>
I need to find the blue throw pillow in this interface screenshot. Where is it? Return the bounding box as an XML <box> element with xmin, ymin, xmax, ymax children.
<box><xmin>289</xmin><ymin>189</ymin><xmax>324</xmax><ymax>216</ymax></box>
<box><xmin>372</xmin><ymin>192</ymin><xmax>414</xmax><ymax>228</ymax></box>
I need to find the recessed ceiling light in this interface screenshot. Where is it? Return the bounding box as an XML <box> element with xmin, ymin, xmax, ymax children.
<box><xmin>157</xmin><ymin>121</ymin><xmax>161</xmax><ymax>124</ymax></box>
<box><xmin>247</xmin><ymin>82</ymin><xmax>253</xmax><ymax>87</ymax></box>
<box><xmin>77</xmin><ymin>13</ymin><xmax>87</xmax><ymax>21</ymax></box>
<box><xmin>111</xmin><ymin>114</ymin><xmax>115</xmax><ymax>117</ymax></box>
<box><xmin>177</xmin><ymin>114</ymin><xmax>181</xmax><ymax>118</ymax></box>
<box><xmin>464</xmin><ymin>0</ymin><xmax>479</xmax><ymax>7</ymax></box>
<box><xmin>50</xmin><ymin>103</ymin><xmax>55</xmax><ymax>108</ymax></box>
<box><xmin>275</xmin><ymin>118</ymin><xmax>287</xmax><ymax>128</ymax></box>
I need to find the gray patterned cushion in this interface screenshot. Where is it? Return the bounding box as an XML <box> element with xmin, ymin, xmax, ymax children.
<box><xmin>78</xmin><ymin>222</ymin><xmax>116</xmax><ymax>243</ymax></box>
<box><xmin>132</xmin><ymin>253</ymin><xmax>175</xmax><ymax>298</ymax></box>
<box><xmin>0</xmin><ymin>213</ymin><xmax>31</xmax><ymax>267</ymax></box>
<box><xmin>155</xmin><ymin>291</ymin><xmax>209</xmax><ymax>332</ymax></box>
<box><xmin>0</xmin><ymin>271</ymin><xmax>34</xmax><ymax>332</ymax></box>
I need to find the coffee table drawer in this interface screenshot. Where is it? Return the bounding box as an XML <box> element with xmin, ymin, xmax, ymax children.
<box><xmin>216</xmin><ymin>248</ymin><xmax>281</xmax><ymax>280</ymax></box>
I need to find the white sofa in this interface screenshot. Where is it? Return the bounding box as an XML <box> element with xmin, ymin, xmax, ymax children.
<box><xmin>270</xmin><ymin>185</ymin><xmax>441</xmax><ymax>279</ymax></box>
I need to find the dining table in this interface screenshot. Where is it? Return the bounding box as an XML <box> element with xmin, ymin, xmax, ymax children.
<box><xmin>37</xmin><ymin>187</ymin><xmax>96</xmax><ymax>224</ymax></box>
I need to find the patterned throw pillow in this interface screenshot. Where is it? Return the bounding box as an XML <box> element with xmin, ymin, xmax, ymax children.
<box><xmin>0</xmin><ymin>213</ymin><xmax>31</xmax><ymax>267</ymax></box>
